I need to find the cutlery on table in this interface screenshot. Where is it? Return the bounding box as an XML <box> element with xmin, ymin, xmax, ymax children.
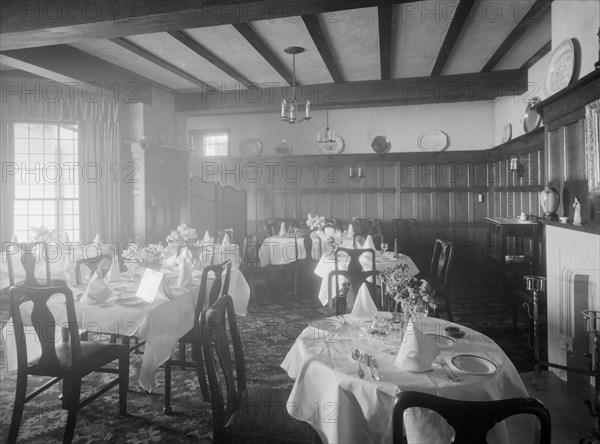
<box><xmin>436</xmin><ymin>357</ymin><xmax>460</xmax><ymax>382</ymax></box>
<box><xmin>364</xmin><ymin>354</ymin><xmax>377</xmax><ymax>380</ymax></box>
<box><xmin>351</xmin><ymin>349</ymin><xmax>365</xmax><ymax>379</ymax></box>
<box><xmin>368</xmin><ymin>354</ymin><xmax>383</xmax><ymax>381</ymax></box>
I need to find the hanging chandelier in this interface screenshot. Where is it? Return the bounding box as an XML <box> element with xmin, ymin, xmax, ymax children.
<box><xmin>317</xmin><ymin>109</ymin><xmax>335</xmax><ymax>143</ymax></box>
<box><xmin>281</xmin><ymin>46</ymin><xmax>311</xmax><ymax>124</ymax></box>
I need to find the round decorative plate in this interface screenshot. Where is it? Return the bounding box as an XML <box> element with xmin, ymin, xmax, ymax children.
<box><xmin>317</xmin><ymin>135</ymin><xmax>344</xmax><ymax>155</ymax></box>
<box><xmin>417</xmin><ymin>130</ymin><xmax>448</xmax><ymax>151</ymax></box>
<box><xmin>451</xmin><ymin>354</ymin><xmax>497</xmax><ymax>375</ymax></box>
<box><xmin>240</xmin><ymin>138</ymin><xmax>262</xmax><ymax>156</ymax></box>
<box><xmin>371</xmin><ymin>135</ymin><xmax>391</xmax><ymax>155</ymax></box>
<box><xmin>501</xmin><ymin>123</ymin><xmax>512</xmax><ymax>143</ymax></box>
<box><xmin>545</xmin><ymin>39</ymin><xmax>576</xmax><ymax>96</ymax></box>
<box><xmin>275</xmin><ymin>140</ymin><xmax>292</xmax><ymax>157</ymax></box>
<box><xmin>522</xmin><ymin>97</ymin><xmax>543</xmax><ymax>133</ymax></box>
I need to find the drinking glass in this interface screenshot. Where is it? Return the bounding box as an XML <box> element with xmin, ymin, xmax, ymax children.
<box><xmin>381</xmin><ymin>242</ymin><xmax>389</xmax><ymax>253</ymax></box>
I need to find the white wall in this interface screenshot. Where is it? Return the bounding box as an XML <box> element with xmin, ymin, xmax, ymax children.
<box><xmin>188</xmin><ymin>100</ymin><xmax>495</xmax><ymax>157</ymax></box>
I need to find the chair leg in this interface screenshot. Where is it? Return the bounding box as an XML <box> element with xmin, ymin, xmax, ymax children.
<box><xmin>119</xmin><ymin>349</ymin><xmax>129</xmax><ymax>415</ymax></box>
<box><xmin>7</xmin><ymin>371</ymin><xmax>27</xmax><ymax>443</ymax></box>
<box><xmin>163</xmin><ymin>359</ymin><xmax>173</xmax><ymax>415</ymax></box>
<box><xmin>192</xmin><ymin>341</ymin><xmax>210</xmax><ymax>401</ymax></box>
<box><xmin>62</xmin><ymin>378</ymin><xmax>81</xmax><ymax>444</ymax></box>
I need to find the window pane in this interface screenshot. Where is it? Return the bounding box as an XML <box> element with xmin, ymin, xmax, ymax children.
<box><xmin>61</xmin><ymin>139</ymin><xmax>75</xmax><ymax>154</ymax></box>
<box><xmin>43</xmin><ymin>200</ymin><xmax>55</xmax><ymax>215</ymax></box>
<box><xmin>29</xmin><ymin>123</ymin><xmax>43</xmax><ymax>138</ymax></box>
<box><xmin>43</xmin><ymin>124</ymin><xmax>58</xmax><ymax>139</ymax></box>
<box><xmin>14</xmin><ymin>184</ymin><xmax>29</xmax><ymax>198</ymax></box>
<box><xmin>14</xmin><ymin>123</ymin><xmax>28</xmax><ymax>139</ymax></box>
<box><xmin>29</xmin><ymin>139</ymin><xmax>43</xmax><ymax>153</ymax></box>
<box><xmin>45</xmin><ymin>139</ymin><xmax>59</xmax><ymax>155</ymax></box>
<box><xmin>29</xmin><ymin>200</ymin><xmax>44</xmax><ymax>215</ymax></box>
<box><xmin>14</xmin><ymin>201</ymin><xmax>28</xmax><ymax>215</ymax></box>
<box><xmin>14</xmin><ymin>139</ymin><xmax>29</xmax><ymax>154</ymax></box>
<box><xmin>60</xmin><ymin>125</ymin><xmax>77</xmax><ymax>140</ymax></box>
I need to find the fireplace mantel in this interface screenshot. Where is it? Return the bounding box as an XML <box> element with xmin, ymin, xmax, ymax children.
<box><xmin>541</xmin><ymin>220</ymin><xmax>600</xmax><ymax>236</ymax></box>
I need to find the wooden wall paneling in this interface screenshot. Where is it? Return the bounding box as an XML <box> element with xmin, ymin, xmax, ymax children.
<box><xmin>349</xmin><ymin>192</ymin><xmax>362</xmax><ymax>221</ymax></box>
<box><xmin>300</xmin><ymin>191</ymin><xmax>315</xmax><ymax>218</ymax></box>
<box><xmin>382</xmin><ymin>164</ymin><xmax>396</xmax><ymax>188</ymax></box>
<box><xmin>418</xmin><ymin>192</ymin><xmax>433</xmax><ymax>222</ymax></box>
<box><xmin>455</xmin><ymin>192</ymin><xmax>470</xmax><ymax>223</ymax></box>
<box><xmin>246</xmin><ymin>188</ymin><xmax>257</xmax><ymax>236</ymax></box>
<box><xmin>365</xmin><ymin>189</ymin><xmax>379</xmax><ymax>217</ymax></box>
<box><xmin>564</xmin><ymin>119</ymin><xmax>585</xmax><ymax>181</ymax></box>
<box><xmin>436</xmin><ymin>191</ymin><xmax>450</xmax><ymax>224</ymax></box>
<box><xmin>547</xmin><ymin>128</ymin><xmax>563</xmax><ymax>183</ymax></box>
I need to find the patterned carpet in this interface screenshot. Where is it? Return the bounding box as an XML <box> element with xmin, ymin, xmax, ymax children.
<box><xmin>0</xmin><ymin>262</ymin><xmax>541</xmax><ymax>443</ymax></box>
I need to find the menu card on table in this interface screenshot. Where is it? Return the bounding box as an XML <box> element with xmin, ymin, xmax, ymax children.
<box><xmin>136</xmin><ymin>268</ymin><xmax>173</xmax><ymax>303</ymax></box>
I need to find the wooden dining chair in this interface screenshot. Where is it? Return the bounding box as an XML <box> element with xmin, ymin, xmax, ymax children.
<box><xmin>353</xmin><ymin>218</ymin><xmax>372</xmax><ymax>236</ymax></box>
<box><xmin>333</xmin><ymin>247</ymin><xmax>381</xmax><ymax>310</ymax></box>
<box><xmin>74</xmin><ymin>253</ymin><xmax>114</xmax><ymax>285</ymax></box>
<box><xmin>391</xmin><ymin>219</ymin><xmax>416</xmax><ymax>252</ymax></box>
<box><xmin>201</xmin><ymin>294</ymin><xmax>320</xmax><ymax>443</ymax></box>
<box><xmin>428</xmin><ymin>239</ymin><xmax>456</xmax><ymax>321</ymax></box>
<box><xmin>7</xmin><ymin>283</ymin><xmax>129</xmax><ymax>443</ymax></box>
<box><xmin>392</xmin><ymin>391</ymin><xmax>551</xmax><ymax>444</ymax></box>
<box><xmin>163</xmin><ymin>260</ymin><xmax>232</xmax><ymax>415</ymax></box>
<box><xmin>5</xmin><ymin>242</ymin><xmax>58</xmax><ymax>288</ymax></box>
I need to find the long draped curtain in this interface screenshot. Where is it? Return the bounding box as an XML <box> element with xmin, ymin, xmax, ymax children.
<box><xmin>1</xmin><ymin>89</ymin><xmax>121</xmax><ymax>243</ymax></box>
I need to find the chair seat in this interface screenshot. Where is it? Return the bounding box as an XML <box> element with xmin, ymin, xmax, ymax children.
<box><xmin>226</xmin><ymin>387</ymin><xmax>316</xmax><ymax>443</ymax></box>
<box><xmin>29</xmin><ymin>342</ymin><xmax>124</xmax><ymax>377</ymax></box>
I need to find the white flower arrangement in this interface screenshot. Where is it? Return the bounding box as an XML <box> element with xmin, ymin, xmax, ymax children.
<box><xmin>382</xmin><ymin>263</ymin><xmax>435</xmax><ymax>314</ymax></box>
<box><xmin>123</xmin><ymin>243</ymin><xmax>165</xmax><ymax>270</ymax></box>
<box><xmin>306</xmin><ymin>213</ymin><xmax>326</xmax><ymax>231</ymax></box>
<box><xmin>165</xmin><ymin>222</ymin><xmax>197</xmax><ymax>249</ymax></box>
<box><xmin>30</xmin><ymin>226</ymin><xmax>58</xmax><ymax>242</ymax></box>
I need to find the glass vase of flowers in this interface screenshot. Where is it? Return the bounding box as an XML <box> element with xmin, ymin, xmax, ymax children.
<box><xmin>316</xmin><ymin>226</ymin><xmax>343</xmax><ymax>255</ymax></box>
<box><xmin>165</xmin><ymin>222</ymin><xmax>198</xmax><ymax>252</ymax></box>
<box><xmin>306</xmin><ymin>213</ymin><xmax>326</xmax><ymax>231</ymax></box>
<box><xmin>30</xmin><ymin>225</ymin><xmax>58</xmax><ymax>243</ymax></box>
<box><xmin>382</xmin><ymin>263</ymin><xmax>435</xmax><ymax>322</ymax></box>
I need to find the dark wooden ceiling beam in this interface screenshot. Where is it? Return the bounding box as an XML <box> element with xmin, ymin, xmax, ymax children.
<box><xmin>176</xmin><ymin>69</ymin><xmax>527</xmax><ymax>113</ymax></box>
<box><xmin>1</xmin><ymin>0</ymin><xmax>420</xmax><ymax>51</ymax></box>
<box><xmin>480</xmin><ymin>0</ymin><xmax>553</xmax><ymax>73</ymax></box>
<box><xmin>110</xmin><ymin>37</ymin><xmax>216</xmax><ymax>92</ymax></box>
<box><xmin>430</xmin><ymin>0</ymin><xmax>475</xmax><ymax>77</ymax></box>
<box><xmin>232</xmin><ymin>22</ymin><xmax>294</xmax><ymax>86</ymax></box>
<box><xmin>302</xmin><ymin>15</ymin><xmax>343</xmax><ymax>83</ymax></box>
<box><xmin>168</xmin><ymin>30</ymin><xmax>256</xmax><ymax>89</ymax></box>
<box><xmin>378</xmin><ymin>2</ymin><xmax>393</xmax><ymax>80</ymax></box>
<box><xmin>0</xmin><ymin>45</ymin><xmax>154</xmax><ymax>103</ymax></box>
<box><xmin>520</xmin><ymin>40</ymin><xmax>551</xmax><ymax>71</ymax></box>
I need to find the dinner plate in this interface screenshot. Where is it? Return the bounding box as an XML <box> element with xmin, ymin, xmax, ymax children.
<box><xmin>444</xmin><ymin>325</ymin><xmax>466</xmax><ymax>339</ymax></box>
<box><xmin>114</xmin><ymin>296</ymin><xmax>147</xmax><ymax>306</ymax></box>
<box><xmin>451</xmin><ymin>354</ymin><xmax>497</xmax><ymax>375</ymax></box>
<box><xmin>545</xmin><ymin>38</ymin><xmax>576</xmax><ymax>96</ymax></box>
<box><xmin>309</xmin><ymin>319</ymin><xmax>342</xmax><ymax>332</ymax></box>
<box><xmin>425</xmin><ymin>334</ymin><xmax>455</xmax><ymax>348</ymax></box>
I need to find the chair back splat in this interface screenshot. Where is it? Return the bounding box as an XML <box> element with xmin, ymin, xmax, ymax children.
<box><xmin>393</xmin><ymin>391</ymin><xmax>551</xmax><ymax>444</ymax></box>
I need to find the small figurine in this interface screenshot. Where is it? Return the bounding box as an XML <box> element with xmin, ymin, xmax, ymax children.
<box><xmin>573</xmin><ymin>196</ymin><xmax>582</xmax><ymax>226</ymax></box>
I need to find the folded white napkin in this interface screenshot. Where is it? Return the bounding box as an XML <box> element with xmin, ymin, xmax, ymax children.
<box><xmin>93</xmin><ymin>233</ymin><xmax>103</xmax><ymax>245</ymax></box>
<box><xmin>347</xmin><ymin>224</ymin><xmax>354</xmax><ymax>237</ymax></box>
<box><xmin>11</xmin><ymin>234</ymin><xmax>18</xmax><ymax>243</ymax></box>
<box><xmin>81</xmin><ymin>270</ymin><xmax>113</xmax><ymax>304</ymax></box>
<box><xmin>350</xmin><ymin>287</ymin><xmax>378</xmax><ymax>319</ymax></box>
<box><xmin>395</xmin><ymin>322</ymin><xmax>441</xmax><ymax>372</ymax></box>
<box><xmin>362</xmin><ymin>235</ymin><xmax>376</xmax><ymax>251</ymax></box>
<box><xmin>278</xmin><ymin>222</ymin><xmax>286</xmax><ymax>237</ymax></box>
<box><xmin>61</xmin><ymin>231</ymin><xmax>70</xmax><ymax>243</ymax></box>
<box><xmin>222</xmin><ymin>232</ymin><xmax>231</xmax><ymax>246</ymax></box>
<box><xmin>177</xmin><ymin>257</ymin><xmax>193</xmax><ymax>288</ymax></box>
<box><xmin>202</xmin><ymin>230</ymin><xmax>212</xmax><ymax>243</ymax></box>
<box><xmin>105</xmin><ymin>258</ymin><xmax>121</xmax><ymax>282</ymax></box>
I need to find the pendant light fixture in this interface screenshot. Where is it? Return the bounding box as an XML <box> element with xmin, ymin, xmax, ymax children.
<box><xmin>281</xmin><ymin>46</ymin><xmax>311</xmax><ymax>124</ymax></box>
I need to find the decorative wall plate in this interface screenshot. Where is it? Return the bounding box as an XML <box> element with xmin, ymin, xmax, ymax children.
<box><xmin>501</xmin><ymin>123</ymin><xmax>512</xmax><ymax>143</ymax></box>
<box><xmin>317</xmin><ymin>135</ymin><xmax>344</xmax><ymax>155</ymax></box>
<box><xmin>545</xmin><ymin>38</ymin><xmax>576</xmax><ymax>96</ymax></box>
<box><xmin>417</xmin><ymin>130</ymin><xmax>448</xmax><ymax>151</ymax></box>
<box><xmin>522</xmin><ymin>97</ymin><xmax>542</xmax><ymax>133</ymax></box>
<box><xmin>240</xmin><ymin>138</ymin><xmax>262</xmax><ymax>156</ymax></box>
<box><xmin>371</xmin><ymin>135</ymin><xmax>391</xmax><ymax>155</ymax></box>
<box><xmin>275</xmin><ymin>140</ymin><xmax>292</xmax><ymax>157</ymax></box>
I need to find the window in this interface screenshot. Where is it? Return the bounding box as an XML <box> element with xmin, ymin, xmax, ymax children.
<box><xmin>12</xmin><ymin>122</ymin><xmax>79</xmax><ymax>242</ymax></box>
<box><xmin>189</xmin><ymin>129</ymin><xmax>230</xmax><ymax>157</ymax></box>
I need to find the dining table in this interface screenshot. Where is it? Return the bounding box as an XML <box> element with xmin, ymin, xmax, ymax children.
<box><xmin>314</xmin><ymin>251</ymin><xmax>420</xmax><ymax>306</ymax></box>
<box><xmin>1</xmin><ymin>264</ymin><xmax>250</xmax><ymax>392</ymax></box>
<box><xmin>280</xmin><ymin>314</ymin><xmax>532</xmax><ymax>444</ymax></box>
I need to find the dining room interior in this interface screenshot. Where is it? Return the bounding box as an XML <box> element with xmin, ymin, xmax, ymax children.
<box><xmin>1</xmin><ymin>0</ymin><xmax>600</xmax><ymax>443</ymax></box>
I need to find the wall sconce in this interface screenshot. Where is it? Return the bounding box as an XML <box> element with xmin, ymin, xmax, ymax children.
<box><xmin>348</xmin><ymin>166</ymin><xmax>364</xmax><ymax>181</ymax></box>
<box><xmin>510</xmin><ymin>157</ymin><xmax>524</xmax><ymax>178</ymax></box>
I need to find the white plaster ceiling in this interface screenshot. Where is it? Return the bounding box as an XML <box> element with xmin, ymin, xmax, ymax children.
<box><xmin>62</xmin><ymin>2</ymin><xmax>551</xmax><ymax>94</ymax></box>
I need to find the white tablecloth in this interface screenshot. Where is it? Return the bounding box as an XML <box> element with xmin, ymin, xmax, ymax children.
<box><xmin>1</xmin><ymin>268</ymin><xmax>250</xmax><ymax>392</ymax></box>
<box><xmin>314</xmin><ymin>252</ymin><xmax>420</xmax><ymax>306</ymax></box>
<box><xmin>281</xmin><ymin>315</ymin><xmax>531</xmax><ymax>444</ymax></box>
<box><xmin>259</xmin><ymin>235</ymin><xmax>308</xmax><ymax>266</ymax></box>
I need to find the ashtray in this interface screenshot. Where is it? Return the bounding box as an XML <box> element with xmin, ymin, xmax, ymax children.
<box><xmin>444</xmin><ymin>326</ymin><xmax>466</xmax><ymax>339</ymax></box>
